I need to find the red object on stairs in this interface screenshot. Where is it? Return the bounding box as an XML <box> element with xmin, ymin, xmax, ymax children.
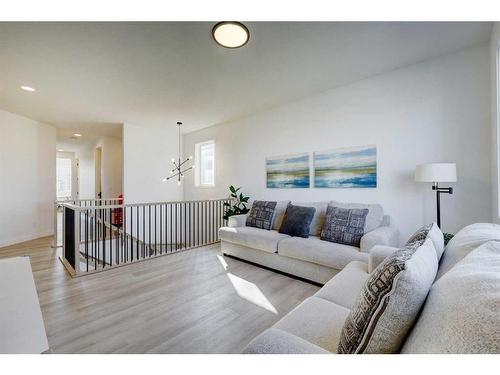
<box><xmin>112</xmin><ymin>194</ymin><xmax>124</xmax><ymax>226</ymax></box>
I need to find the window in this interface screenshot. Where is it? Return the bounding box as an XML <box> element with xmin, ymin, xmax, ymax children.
<box><xmin>195</xmin><ymin>140</ymin><xmax>215</xmax><ymax>187</ymax></box>
<box><xmin>56</xmin><ymin>157</ymin><xmax>72</xmax><ymax>199</ymax></box>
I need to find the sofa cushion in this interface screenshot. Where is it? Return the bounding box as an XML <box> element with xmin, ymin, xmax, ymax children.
<box><xmin>219</xmin><ymin>226</ymin><xmax>289</xmax><ymax>253</ymax></box>
<box><xmin>272</xmin><ymin>200</ymin><xmax>291</xmax><ymax>231</ymax></box>
<box><xmin>274</xmin><ymin>296</ymin><xmax>350</xmax><ymax>352</ymax></box>
<box><xmin>315</xmin><ymin>261</ymin><xmax>369</xmax><ymax>309</ymax></box>
<box><xmin>278</xmin><ymin>236</ymin><xmax>368</xmax><ymax>270</ymax></box>
<box><xmin>279</xmin><ymin>203</ymin><xmax>316</xmax><ymax>238</ymax></box>
<box><xmin>329</xmin><ymin>201</ymin><xmax>383</xmax><ymax>233</ymax></box>
<box><xmin>437</xmin><ymin>223</ymin><xmax>500</xmax><ymax>279</ymax></box>
<box><xmin>402</xmin><ymin>241</ymin><xmax>500</xmax><ymax>354</ymax></box>
<box><xmin>291</xmin><ymin>201</ymin><xmax>328</xmax><ymax>236</ymax></box>
<box><xmin>321</xmin><ymin>206</ymin><xmax>368</xmax><ymax>247</ymax></box>
<box><xmin>338</xmin><ymin>238</ymin><xmax>438</xmax><ymax>353</ymax></box>
<box><xmin>243</xmin><ymin>328</ymin><xmax>330</xmax><ymax>354</ymax></box>
<box><xmin>246</xmin><ymin>200</ymin><xmax>277</xmax><ymax>230</ymax></box>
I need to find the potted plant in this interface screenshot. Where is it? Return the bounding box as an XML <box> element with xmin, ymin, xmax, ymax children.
<box><xmin>223</xmin><ymin>185</ymin><xmax>250</xmax><ymax>220</ymax></box>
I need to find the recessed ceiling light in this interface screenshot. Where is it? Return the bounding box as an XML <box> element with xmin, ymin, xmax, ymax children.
<box><xmin>58</xmin><ymin>149</ymin><xmax>64</xmax><ymax>152</ymax></box>
<box><xmin>20</xmin><ymin>86</ymin><xmax>36</xmax><ymax>92</ymax></box>
<box><xmin>212</xmin><ymin>22</ymin><xmax>249</xmax><ymax>48</ymax></box>
<box><xmin>73</xmin><ymin>133</ymin><xmax>82</xmax><ymax>137</ymax></box>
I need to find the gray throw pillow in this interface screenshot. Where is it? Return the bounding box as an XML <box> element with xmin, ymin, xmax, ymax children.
<box><xmin>278</xmin><ymin>204</ymin><xmax>316</xmax><ymax>238</ymax></box>
<box><xmin>246</xmin><ymin>201</ymin><xmax>277</xmax><ymax>230</ymax></box>
<box><xmin>337</xmin><ymin>237</ymin><xmax>438</xmax><ymax>353</ymax></box>
<box><xmin>320</xmin><ymin>206</ymin><xmax>368</xmax><ymax>247</ymax></box>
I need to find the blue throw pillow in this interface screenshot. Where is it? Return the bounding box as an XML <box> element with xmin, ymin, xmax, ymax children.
<box><xmin>279</xmin><ymin>204</ymin><xmax>316</xmax><ymax>238</ymax></box>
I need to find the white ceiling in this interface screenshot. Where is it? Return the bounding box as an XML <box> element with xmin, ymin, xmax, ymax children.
<box><xmin>0</xmin><ymin>22</ymin><xmax>492</xmax><ymax>135</ymax></box>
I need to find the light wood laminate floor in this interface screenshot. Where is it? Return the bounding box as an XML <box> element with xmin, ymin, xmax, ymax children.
<box><xmin>0</xmin><ymin>237</ymin><xmax>319</xmax><ymax>353</ymax></box>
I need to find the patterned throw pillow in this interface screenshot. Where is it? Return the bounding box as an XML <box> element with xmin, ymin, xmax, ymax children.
<box><xmin>337</xmin><ymin>237</ymin><xmax>438</xmax><ymax>354</ymax></box>
<box><xmin>320</xmin><ymin>206</ymin><xmax>368</xmax><ymax>247</ymax></box>
<box><xmin>246</xmin><ymin>201</ymin><xmax>277</xmax><ymax>230</ymax></box>
<box><xmin>405</xmin><ymin>223</ymin><xmax>433</xmax><ymax>246</ymax></box>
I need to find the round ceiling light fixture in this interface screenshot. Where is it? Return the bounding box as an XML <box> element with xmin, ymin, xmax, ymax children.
<box><xmin>212</xmin><ymin>22</ymin><xmax>249</xmax><ymax>48</ymax></box>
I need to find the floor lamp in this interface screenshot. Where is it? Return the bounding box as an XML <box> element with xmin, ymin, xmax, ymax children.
<box><xmin>415</xmin><ymin>163</ymin><xmax>457</xmax><ymax>229</ymax></box>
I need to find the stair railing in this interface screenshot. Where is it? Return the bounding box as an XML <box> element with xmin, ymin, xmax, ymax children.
<box><xmin>59</xmin><ymin>198</ymin><xmax>231</xmax><ymax>277</ymax></box>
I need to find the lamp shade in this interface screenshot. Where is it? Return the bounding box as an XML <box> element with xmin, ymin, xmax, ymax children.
<box><xmin>415</xmin><ymin>163</ymin><xmax>457</xmax><ymax>182</ymax></box>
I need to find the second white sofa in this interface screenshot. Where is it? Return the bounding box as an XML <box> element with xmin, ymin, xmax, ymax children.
<box><xmin>219</xmin><ymin>200</ymin><xmax>398</xmax><ymax>284</ymax></box>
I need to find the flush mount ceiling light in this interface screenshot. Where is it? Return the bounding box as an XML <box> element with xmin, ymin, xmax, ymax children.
<box><xmin>20</xmin><ymin>85</ymin><xmax>36</xmax><ymax>92</ymax></box>
<box><xmin>212</xmin><ymin>22</ymin><xmax>249</xmax><ymax>48</ymax></box>
<box><xmin>73</xmin><ymin>133</ymin><xmax>82</xmax><ymax>137</ymax></box>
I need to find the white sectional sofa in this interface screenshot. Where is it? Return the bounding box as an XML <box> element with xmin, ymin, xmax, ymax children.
<box><xmin>219</xmin><ymin>200</ymin><xmax>398</xmax><ymax>284</ymax></box>
<box><xmin>243</xmin><ymin>223</ymin><xmax>500</xmax><ymax>354</ymax></box>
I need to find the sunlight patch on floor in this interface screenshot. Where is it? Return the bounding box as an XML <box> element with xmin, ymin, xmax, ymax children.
<box><xmin>226</xmin><ymin>273</ymin><xmax>278</xmax><ymax>314</ymax></box>
<box><xmin>216</xmin><ymin>254</ymin><xmax>228</xmax><ymax>270</ymax></box>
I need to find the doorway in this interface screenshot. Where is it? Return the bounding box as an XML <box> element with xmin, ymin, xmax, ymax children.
<box><xmin>56</xmin><ymin>152</ymin><xmax>79</xmax><ymax>200</ymax></box>
<box><xmin>95</xmin><ymin>147</ymin><xmax>102</xmax><ymax>199</ymax></box>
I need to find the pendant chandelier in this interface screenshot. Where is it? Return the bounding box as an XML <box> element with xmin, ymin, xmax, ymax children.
<box><xmin>163</xmin><ymin>121</ymin><xmax>194</xmax><ymax>185</ymax></box>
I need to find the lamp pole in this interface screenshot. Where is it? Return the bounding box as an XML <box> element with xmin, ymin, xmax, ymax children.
<box><xmin>432</xmin><ymin>182</ymin><xmax>453</xmax><ymax>229</ymax></box>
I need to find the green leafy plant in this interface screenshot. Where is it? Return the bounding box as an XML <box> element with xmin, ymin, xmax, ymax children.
<box><xmin>443</xmin><ymin>232</ymin><xmax>454</xmax><ymax>246</ymax></box>
<box><xmin>223</xmin><ymin>185</ymin><xmax>250</xmax><ymax>220</ymax></box>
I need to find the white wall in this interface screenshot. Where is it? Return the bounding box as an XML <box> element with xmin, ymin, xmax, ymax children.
<box><xmin>183</xmin><ymin>44</ymin><xmax>492</xmax><ymax>242</ymax></box>
<box><xmin>490</xmin><ymin>23</ymin><xmax>500</xmax><ymax>223</ymax></box>
<box><xmin>76</xmin><ymin>145</ymin><xmax>96</xmax><ymax>199</ymax></box>
<box><xmin>0</xmin><ymin>110</ymin><xmax>56</xmax><ymax>247</ymax></box>
<box><xmin>123</xmin><ymin>123</ymin><xmax>182</xmax><ymax>204</ymax></box>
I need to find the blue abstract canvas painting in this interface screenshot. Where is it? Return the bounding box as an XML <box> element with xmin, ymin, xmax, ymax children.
<box><xmin>314</xmin><ymin>145</ymin><xmax>377</xmax><ymax>188</ymax></box>
<box><xmin>266</xmin><ymin>153</ymin><xmax>310</xmax><ymax>188</ymax></box>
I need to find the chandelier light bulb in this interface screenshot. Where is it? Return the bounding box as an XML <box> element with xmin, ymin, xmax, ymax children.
<box><xmin>189</xmin><ymin>155</ymin><xmax>193</xmax><ymax>160</ymax></box>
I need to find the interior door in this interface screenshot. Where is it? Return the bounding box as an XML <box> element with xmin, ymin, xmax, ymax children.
<box><xmin>95</xmin><ymin>147</ymin><xmax>102</xmax><ymax>199</ymax></box>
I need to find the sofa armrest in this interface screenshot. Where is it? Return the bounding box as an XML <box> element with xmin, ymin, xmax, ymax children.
<box><xmin>368</xmin><ymin>245</ymin><xmax>400</xmax><ymax>272</ymax></box>
<box><xmin>360</xmin><ymin>226</ymin><xmax>399</xmax><ymax>253</ymax></box>
<box><xmin>243</xmin><ymin>328</ymin><xmax>330</xmax><ymax>354</ymax></box>
<box><xmin>228</xmin><ymin>214</ymin><xmax>247</xmax><ymax>228</ymax></box>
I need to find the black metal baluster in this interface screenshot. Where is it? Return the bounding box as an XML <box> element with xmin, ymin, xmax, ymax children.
<box><xmin>147</xmin><ymin>205</ymin><xmax>150</xmax><ymax>257</ymax></box>
<box><xmin>109</xmin><ymin>208</ymin><xmax>113</xmax><ymax>266</ymax></box>
<box><xmin>142</xmin><ymin>205</ymin><xmax>145</xmax><ymax>259</ymax></box>
<box><xmin>85</xmin><ymin>209</ymin><xmax>89</xmax><ymax>272</ymax></box>
<box><xmin>175</xmin><ymin>203</ymin><xmax>178</xmax><ymax>251</ymax></box>
<box><xmin>198</xmin><ymin>201</ymin><xmax>201</xmax><ymax>247</ymax></box>
<box><xmin>188</xmin><ymin>202</ymin><xmax>192</xmax><ymax>248</ymax></box>
<box><xmin>159</xmin><ymin>204</ymin><xmax>162</xmax><ymax>255</ymax></box>
<box><xmin>205</xmin><ymin>201</ymin><xmax>208</xmax><ymax>245</ymax></box>
<box><xmin>155</xmin><ymin>204</ymin><xmax>158</xmax><ymax>256</ymax></box>
<box><xmin>102</xmin><ymin>209</ymin><xmax>106</xmax><ymax>268</ymax></box>
<box><xmin>95</xmin><ymin>207</ymin><xmax>98</xmax><ymax>270</ymax></box>
<box><xmin>212</xmin><ymin>200</ymin><xmax>215</xmax><ymax>243</ymax></box>
<box><xmin>169</xmin><ymin>204</ymin><xmax>172</xmax><ymax>252</ymax></box>
<box><xmin>90</xmin><ymin>209</ymin><xmax>94</xmax><ymax>270</ymax></box>
<box><xmin>184</xmin><ymin>202</ymin><xmax>187</xmax><ymax>250</ymax></box>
